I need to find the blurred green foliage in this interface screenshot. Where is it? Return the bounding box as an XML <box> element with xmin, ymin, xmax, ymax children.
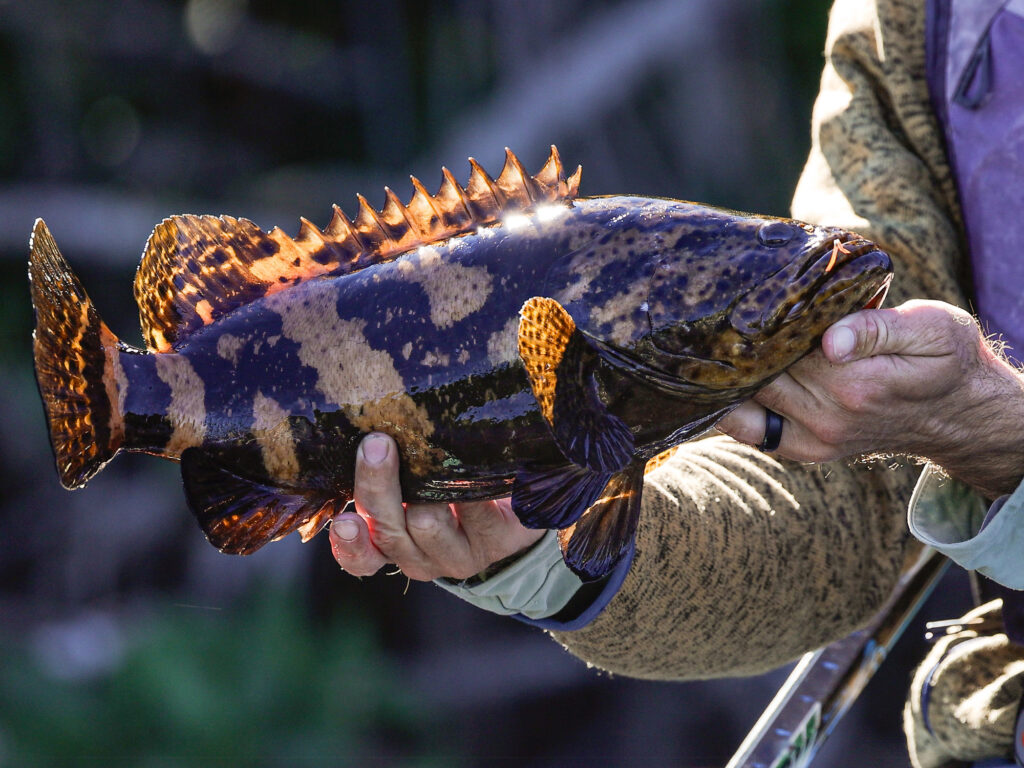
<box><xmin>0</xmin><ymin>585</ymin><xmax>456</xmax><ymax>767</ymax></box>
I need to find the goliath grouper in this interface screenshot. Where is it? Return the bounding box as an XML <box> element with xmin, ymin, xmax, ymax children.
<box><xmin>29</xmin><ymin>147</ymin><xmax>892</xmax><ymax>580</ymax></box>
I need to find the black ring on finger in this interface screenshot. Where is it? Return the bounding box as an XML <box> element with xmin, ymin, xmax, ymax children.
<box><xmin>759</xmin><ymin>408</ymin><xmax>784</xmax><ymax>452</ymax></box>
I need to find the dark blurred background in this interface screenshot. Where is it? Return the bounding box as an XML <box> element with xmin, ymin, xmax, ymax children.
<box><xmin>0</xmin><ymin>0</ymin><xmax>974</xmax><ymax>765</ymax></box>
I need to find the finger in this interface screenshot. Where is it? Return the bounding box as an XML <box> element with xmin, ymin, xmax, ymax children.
<box><xmin>751</xmin><ymin>363</ymin><xmax>827</xmax><ymax>421</ymax></box>
<box><xmin>715</xmin><ymin>400</ymin><xmax>770</xmax><ymax>446</ymax></box>
<box><xmin>329</xmin><ymin>511</ymin><xmax>388</xmax><ymax>577</ymax></box>
<box><xmin>352</xmin><ymin>433</ymin><xmax>433</xmax><ymax>575</ymax></box>
<box><xmin>404</xmin><ymin>502</ymin><xmax>480</xmax><ymax>579</ymax></box>
<box><xmin>405</xmin><ymin>499</ymin><xmax>543</xmax><ymax>581</ymax></box>
<box><xmin>756</xmin><ymin>361</ymin><xmax>880</xmax><ymax>458</ymax></box>
<box><xmin>721</xmin><ymin>360</ymin><xmax>871</xmax><ymax>462</ymax></box>
<box><xmin>454</xmin><ymin>498</ymin><xmax>545</xmax><ymax>564</ymax></box>
<box><xmin>718</xmin><ymin>399</ymin><xmax>835</xmax><ymax>460</ymax></box>
<box><xmin>761</xmin><ymin>409</ymin><xmax>848</xmax><ymax>462</ymax></box>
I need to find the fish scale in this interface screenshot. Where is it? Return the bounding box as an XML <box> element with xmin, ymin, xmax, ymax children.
<box><xmin>28</xmin><ymin>147</ymin><xmax>892</xmax><ymax>580</ymax></box>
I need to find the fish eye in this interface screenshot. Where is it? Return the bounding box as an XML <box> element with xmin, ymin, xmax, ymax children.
<box><xmin>757</xmin><ymin>221</ymin><xmax>796</xmax><ymax>247</ymax></box>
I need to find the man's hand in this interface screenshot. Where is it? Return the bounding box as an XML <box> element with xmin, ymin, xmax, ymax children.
<box><xmin>717</xmin><ymin>300</ymin><xmax>1024</xmax><ymax>498</ymax></box>
<box><xmin>329</xmin><ymin>433</ymin><xmax>544</xmax><ymax>580</ymax></box>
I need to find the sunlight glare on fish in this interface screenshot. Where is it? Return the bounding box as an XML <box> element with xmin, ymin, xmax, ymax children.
<box><xmin>502</xmin><ymin>212</ymin><xmax>533</xmax><ymax>231</ymax></box>
<box><xmin>535</xmin><ymin>204</ymin><xmax>569</xmax><ymax>223</ymax></box>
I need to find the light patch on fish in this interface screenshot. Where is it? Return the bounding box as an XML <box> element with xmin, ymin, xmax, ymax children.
<box><xmin>100</xmin><ymin>324</ymin><xmax>126</xmax><ymax>444</ymax></box>
<box><xmin>590</xmin><ymin>281</ymin><xmax>651</xmax><ymax>346</ymax></box>
<box><xmin>252</xmin><ymin>390</ymin><xmax>300</xmax><ymax>482</ymax></box>
<box><xmin>216</xmin><ymin>333</ymin><xmax>245</xmax><ymax>365</ymax></box>
<box><xmin>266</xmin><ymin>283</ymin><xmax>442</xmax><ymax>474</ymax></box>
<box><xmin>348</xmin><ymin>393</ymin><xmax>443</xmax><ymax>476</ymax></box>
<box><xmin>401</xmin><ymin>246</ymin><xmax>493</xmax><ymax>329</ymax></box>
<box><xmin>267</xmin><ymin>283</ymin><xmax>403</xmax><ymax>406</ymax></box>
<box><xmin>155</xmin><ymin>354</ymin><xmax>207</xmax><ymax>456</ymax></box>
<box><xmin>112</xmin><ymin>342</ymin><xmax>129</xmax><ymax>422</ymax></box>
<box><xmin>486</xmin><ymin>316</ymin><xmax>520</xmax><ymax>366</ymax></box>
<box><xmin>421</xmin><ymin>348</ymin><xmax>450</xmax><ymax>367</ymax></box>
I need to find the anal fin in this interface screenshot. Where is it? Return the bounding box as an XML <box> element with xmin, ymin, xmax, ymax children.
<box><xmin>181</xmin><ymin>448</ymin><xmax>338</xmax><ymax>554</ymax></box>
<box><xmin>557</xmin><ymin>465</ymin><xmax>644</xmax><ymax>581</ymax></box>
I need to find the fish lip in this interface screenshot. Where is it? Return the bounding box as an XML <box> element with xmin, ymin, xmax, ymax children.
<box><xmin>776</xmin><ymin>237</ymin><xmax>892</xmax><ymax>324</ymax></box>
<box><xmin>816</xmin><ymin>246</ymin><xmax>893</xmax><ymax>296</ymax></box>
<box><xmin>798</xmin><ymin>233</ymin><xmax>882</xmax><ymax>280</ymax></box>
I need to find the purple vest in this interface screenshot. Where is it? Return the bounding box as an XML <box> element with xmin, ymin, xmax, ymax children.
<box><xmin>927</xmin><ymin>0</ymin><xmax>1024</xmax><ymax>366</ymax></box>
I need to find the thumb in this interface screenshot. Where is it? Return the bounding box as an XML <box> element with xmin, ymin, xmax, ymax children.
<box><xmin>823</xmin><ymin>302</ymin><xmax>965</xmax><ymax>364</ymax></box>
<box><xmin>821</xmin><ymin>310</ymin><xmax>895</xmax><ymax>363</ymax></box>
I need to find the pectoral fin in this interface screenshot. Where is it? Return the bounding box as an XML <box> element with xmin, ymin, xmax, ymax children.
<box><xmin>518</xmin><ymin>297</ymin><xmax>634</xmax><ymax>472</ymax></box>
<box><xmin>181</xmin><ymin>447</ymin><xmax>337</xmax><ymax>554</ymax></box>
<box><xmin>557</xmin><ymin>465</ymin><xmax>644</xmax><ymax>581</ymax></box>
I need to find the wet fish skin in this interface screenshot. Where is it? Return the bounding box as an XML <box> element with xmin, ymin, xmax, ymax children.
<box><xmin>28</xmin><ymin>149</ymin><xmax>892</xmax><ymax>578</ymax></box>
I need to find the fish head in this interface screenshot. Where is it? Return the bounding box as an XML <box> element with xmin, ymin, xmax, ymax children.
<box><xmin>643</xmin><ymin>203</ymin><xmax>892</xmax><ymax>390</ymax></box>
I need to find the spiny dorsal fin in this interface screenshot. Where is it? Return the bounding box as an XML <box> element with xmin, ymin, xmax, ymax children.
<box><xmin>135</xmin><ymin>146</ymin><xmax>581</xmax><ymax>352</ymax></box>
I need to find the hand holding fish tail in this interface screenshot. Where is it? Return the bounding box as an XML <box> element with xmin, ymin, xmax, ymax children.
<box><xmin>717</xmin><ymin>300</ymin><xmax>1024</xmax><ymax>499</ymax></box>
<box><xmin>330</xmin><ymin>433</ymin><xmax>543</xmax><ymax>581</ymax></box>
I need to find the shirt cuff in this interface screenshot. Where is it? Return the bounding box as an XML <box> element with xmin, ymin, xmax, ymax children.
<box><xmin>433</xmin><ymin>530</ymin><xmax>585</xmax><ymax>619</ymax></box>
<box><xmin>908</xmin><ymin>464</ymin><xmax>1024</xmax><ymax>589</ymax></box>
<box><xmin>433</xmin><ymin>529</ymin><xmax>635</xmax><ymax>629</ymax></box>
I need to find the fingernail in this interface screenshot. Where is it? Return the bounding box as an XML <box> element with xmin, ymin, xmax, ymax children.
<box><xmin>832</xmin><ymin>325</ymin><xmax>856</xmax><ymax>361</ymax></box>
<box><xmin>362</xmin><ymin>435</ymin><xmax>389</xmax><ymax>466</ymax></box>
<box><xmin>335</xmin><ymin>519</ymin><xmax>359</xmax><ymax>542</ymax></box>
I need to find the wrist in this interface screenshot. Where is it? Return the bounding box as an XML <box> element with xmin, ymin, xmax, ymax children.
<box><xmin>927</xmin><ymin>355</ymin><xmax>1024</xmax><ymax>498</ymax></box>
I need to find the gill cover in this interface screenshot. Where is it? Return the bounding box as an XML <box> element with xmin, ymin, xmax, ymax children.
<box><xmin>646</xmin><ymin>215</ymin><xmax>816</xmax><ymax>355</ymax></box>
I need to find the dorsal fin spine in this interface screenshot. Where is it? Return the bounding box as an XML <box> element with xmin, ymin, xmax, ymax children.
<box><xmin>497</xmin><ymin>147</ymin><xmax>536</xmax><ymax>205</ymax></box>
<box><xmin>408</xmin><ymin>175</ymin><xmax>444</xmax><ymax>235</ymax></box>
<box><xmin>536</xmin><ymin>144</ymin><xmax>565</xmax><ymax>190</ymax></box>
<box><xmin>297</xmin><ymin>217</ymin><xmax>325</xmax><ymax>246</ymax></box>
<box><xmin>466</xmin><ymin>157</ymin><xmax>505</xmax><ymax>218</ymax></box>
<box><xmin>438</xmin><ymin>167</ymin><xmax>474</xmax><ymax>229</ymax></box>
<box><xmin>354</xmin><ymin>193</ymin><xmax>395</xmax><ymax>249</ymax></box>
<box><xmin>566</xmin><ymin>165</ymin><xmax>582</xmax><ymax>198</ymax></box>
<box><xmin>382</xmin><ymin>186</ymin><xmax>420</xmax><ymax>247</ymax></box>
<box><xmin>326</xmin><ymin>204</ymin><xmax>364</xmax><ymax>250</ymax></box>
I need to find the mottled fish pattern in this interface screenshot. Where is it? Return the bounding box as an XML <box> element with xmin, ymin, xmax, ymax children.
<box><xmin>28</xmin><ymin>148</ymin><xmax>892</xmax><ymax>579</ymax></box>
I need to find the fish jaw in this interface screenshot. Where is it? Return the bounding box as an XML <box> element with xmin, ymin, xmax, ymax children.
<box><xmin>729</xmin><ymin>231</ymin><xmax>892</xmax><ymax>336</ymax></box>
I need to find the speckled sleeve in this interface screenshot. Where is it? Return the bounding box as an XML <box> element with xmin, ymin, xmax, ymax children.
<box><xmin>550</xmin><ymin>0</ymin><xmax>971</xmax><ymax>679</ymax></box>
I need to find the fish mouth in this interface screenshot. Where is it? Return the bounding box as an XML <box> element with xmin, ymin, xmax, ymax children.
<box><xmin>774</xmin><ymin>233</ymin><xmax>893</xmax><ymax>326</ymax></box>
<box><xmin>861</xmin><ymin>279</ymin><xmax>890</xmax><ymax>309</ymax></box>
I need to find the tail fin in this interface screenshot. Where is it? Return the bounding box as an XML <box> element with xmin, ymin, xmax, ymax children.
<box><xmin>29</xmin><ymin>219</ymin><xmax>124</xmax><ymax>488</ymax></box>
